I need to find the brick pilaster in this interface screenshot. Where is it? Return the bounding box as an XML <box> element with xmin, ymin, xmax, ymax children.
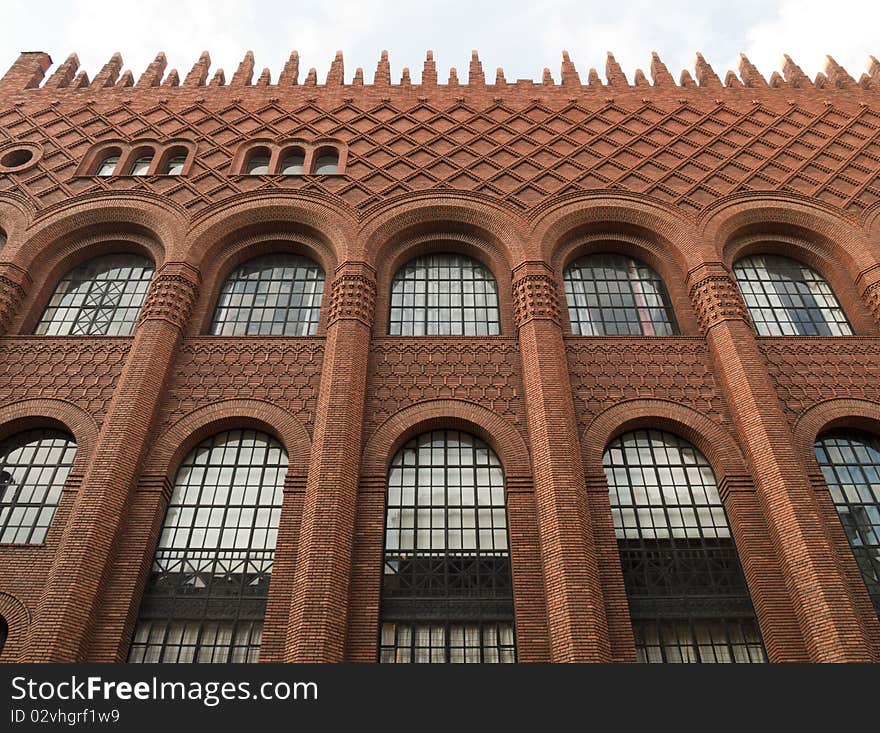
<box><xmin>856</xmin><ymin>263</ymin><xmax>880</xmax><ymax>326</ymax></box>
<box><xmin>512</xmin><ymin>261</ymin><xmax>611</xmax><ymax>662</ymax></box>
<box><xmin>0</xmin><ymin>262</ymin><xmax>31</xmax><ymax>335</ymax></box>
<box><xmin>28</xmin><ymin>262</ymin><xmax>200</xmax><ymax>661</ymax></box>
<box><xmin>286</xmin><ymin>261</ymin><xmax>375</xmax><ymax>662</ymax></box>
<box><xmin>688</xmin><ymin>262</ymin><xmax>873</xmax><ymax>662</ymax></box>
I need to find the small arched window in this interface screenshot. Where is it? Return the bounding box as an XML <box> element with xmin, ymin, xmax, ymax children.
<box><xmin>814</xmin><ymin>430</ymin><xmax>880</xmax><ymax>616</ymax></box>
<box><xmin>163</xmin><ymin>156</ymin><xmax>186</xmax><ymax>175</ymax></box>
<box><xmin>94</xmin><ymin>153</ymin><xmax>119</xmax><ymax>176</ymax></box>
<box><xmin>210</xmin><ymin>254</ymin><xmax>325</xmax><ymax>336</ymax></box>
<box><xmin>129</xmin><ymin>429</ymin><xmax>288</xmax><ymax>663</ymax></box>
<box><xmin>733</xmin><ymin>254</ymin><xmax>852</xmax><ymax>336</ymax></box>
<box><xmin>280</xmin><ymin>150</ymin><xmax>305</xmax><ymax>175</ymax></box>
<box><xmin>244</xmin><ymin>148</ymin><xmax>271</xmax><ymax>175</ymax></box>
<box><xmin>390</xmin><ymin>253</ymin><xmax>500</xmax><ymax>336</ymax></box>
<box><xmin>380</xmin><ymin>430</ymin><xmax>515</xmax><ymax>663</ymax></box>
<box><xmin>604</xmin><ymin>429</ymin><xmax>766</xmax><ymax>663</ymax></box>
<box><xmin>128</xmin><ymin>154</ymin><xmax>153</xmax><ymax>176</ymax></box>
<box><xmin>36</xmin><ymin>254</ymin><xmax>154</xmax><ymax>336</ymax></box>
<box><xmin>564</xmin><ymin>253</ymin><xmax>678</xmax><ymax>336</ymax></box>
<box><xmin>312</xmin><ymin>150</ymin><xmax>339</xmax><ymax>174</ymax></box>
<box><xmin>0</xmin><ymin>429</ymin><xmax>77</xmax><ymax>544</ymax></box>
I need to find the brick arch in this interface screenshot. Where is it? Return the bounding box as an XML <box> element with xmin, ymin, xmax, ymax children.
<box><xmin>0</xmin><ymin>398</ymin><xmax>99</xmax><ymax>467</ymax></box>
<box><xmin>362</xmin><ymin>399</ymin><xmax>531</xmax><ymax>479</ymax></box>
<box><xmin>794</xmin><ymin>398</ymin><xmax>880</xmax><ymax>467</ymax></box>
<box><xmin>146</xmin><ymin>399</ymin><xmax>312</xmax><ymax>480</ymax></box>
<box><xmin>357</xmin><ymin>191</ymin><xmax>529</xmax><ymax>268</ymax></box>
<box><xmin>0</xmin><ymin>591</ymin><xmax>30</xmax><ymax>662</ymax></box>
<box><xmin>185</xmin><ymin>192</ymin><xmax>357</xmax><ymax>268</ymax></box>
<box><xmin>864</xmin><ymin>200</ymin><xmax>880</xmax><ymax>246</ymax></box>
<box><xmin>0</xmin><ymin>194</ymin><xmax>32</xmax><ymax>248</ymax></box>
<box><xmin>582</xmin><ymin>398</ymin><xmax>747</xmax><ymax>480</ymax></box>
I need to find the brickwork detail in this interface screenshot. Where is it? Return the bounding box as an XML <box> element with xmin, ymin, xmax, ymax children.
<box><xmin>138</xmin><ymin>269</ymin><xmax>200</xmax><ymax>331</ymax></box>
<box><xmin>512</xmin><ymin>272</ymin><xmax>562</xmax><ymax>327</ymax></box>
<box><xmin>328</xmin><ymin>273</ymin><xmax>376</xmax><ymax>327</ymax></box>
<box><xmin>689</xmin><ymin>273</ymin><xmax>750</xmax><ymax>331</ymax></box>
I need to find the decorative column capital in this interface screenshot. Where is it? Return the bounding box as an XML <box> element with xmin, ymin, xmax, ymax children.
<box><xmin>138</xmin><ymin>262</ymin><xmax>200</xmax><ymax>332</ymax></box>
<box><xmin>686</xmin><ymin>263</ymin><xmax>750</xmax><ymax>332</ymax></box>
<box><xmin>512</xmin><ymin>261</ymin><xmax>562</xmax><ymax>328</ymax></box>
<box><xmin>328</xmin><ymin>261</ymin><xmax>376</xmax><ymax>328</ymax></box>
<box><xmin>856</xmin><ymin>263</ymin><xmax>880</xmax><ymax>325</ymax></box>
<box><xmin>0</xmin><ymin>262</ymin><xmax>31</xmax><ymax>335</ymax></box>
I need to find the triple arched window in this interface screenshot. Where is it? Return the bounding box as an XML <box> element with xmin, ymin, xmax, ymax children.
<box><xmin>733</xmin><ymin>254</ymin><xmax>852</xmax><ymax>336</ymax></box>
<box><xmin>36</xmin><ymin>254</ymin><xmax>154</xmax><ymax>336</ymax></box>
<box><xmin>389</xmin><ymin>254</ymin><xmax>501</xmax><ymax>336</ymax></box>
<box><xmin>564</xmin><ymin>253</ymin><xmax>678</xmax><ymax>336</ymax></box>
<box><xmin>380</xmin><ymin>430</ymin><xmax>516</xmax><ymax>663</ymax></box>
<box><xmin>129</xmin><ymin>430</ymin><xmax>288</xmax><ymax>663</ymax></box>
<box><xmin>814</xmin><ymin>430</ymin><xmax>880</xmax><ymax>616</ymax></box>
<box><xmin>604</xmin><ymin>429</ymin><xmax>766</xmax><ymax>663</ymax></box>
<box><xmin>0</xmin><ymin>429</ymin><xmax>77</xmax><ymax>544</ymax></box>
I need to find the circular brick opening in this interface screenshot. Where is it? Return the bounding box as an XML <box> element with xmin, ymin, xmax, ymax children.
<box><xmin>0</xmin><ymin>144</ymin><xmax>41</xmax><ymax>173</ymax></box>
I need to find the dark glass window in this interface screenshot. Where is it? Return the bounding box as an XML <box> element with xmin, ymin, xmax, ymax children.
<box><xmin>312</xmin><ymin>152</ymin><xmax>338</xmax><ymax>174</ymax></box>
<box><xmin>733</xmin><ymin>254</ymin><xmax>852</xmax><ymax>336</ymax></box>
<box><xmin>36</xmin><ymin>254</ymin><xmax>154</xmax><ymax>336</ymax></box>
<box><xmin>164</xmin><ymin>156</ymin><xmax>186</xmax><ymax>175</ymax></box>
<box><xmin>0</xmin><ymin>429</ymin><xmax>76</xmax><ymax>544</ymax></box>
<box><xmin>95</xmin><ymin>155</ymin><xmax>119</xmax><ymax>176</ymax></box>
<box><xmin>245</xmin><ymin>150</ymin><xmax>271</xmax><ymax>175</ymax></box>
<box><xmin>129</xmin><ymin>156</ymin><xmax>153</xmax><ymax>176</ymax></box>
<box><xmin>280</xmin><ymin>152</ymin><xmax>305</xmax><ymax>175</ymax></box>
<box><xmin>603</xmin><ymin>429</ymin><xmax>766</xmax><ymax>663</ymax></box>
<box><xmin>380</xmin><ymin>430</ymin><xmax>516</xmax><ymax>663</ymax></box>
<box><xmin>814</xmin><ymin>430</ymin><xmax>880</xmax><ymax>616</ymax></box>
<box><xmin>210</xmin><ymin>254</ymin><xmax>324</xmax><ymax>336</ymax></box>
<box><xmin>129</xmin><ymin>429</ymin><xmax>288</xmax><ymax>663</ymax></box>
<box><xmin>389</xmin><ymin>254</ymin><xmax>500</xmax><ymax>336</ymax></box>
<box><xmin>564</xmin><ymin>253</ymin><xmax>678</xmax><ymax>336</ymax></box>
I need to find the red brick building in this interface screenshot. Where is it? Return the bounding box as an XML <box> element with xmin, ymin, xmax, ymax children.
<box><xmin>0</xmin><ymin>48</ymin><xmax>879</xmax><ymax>664</ymax></box>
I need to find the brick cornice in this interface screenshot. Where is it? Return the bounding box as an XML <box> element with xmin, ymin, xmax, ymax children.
<box><xmin>512</xmin><ymin>261</ymin><xmax>562</xmax><ymax>328</ymax></box>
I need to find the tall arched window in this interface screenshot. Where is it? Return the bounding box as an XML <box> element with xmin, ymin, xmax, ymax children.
<box><xmin>564</xmin><ymin>253</ymin><xmax>678</xmax><ymax>336</ymax></box>
<box><xmin>210</xmin><ymin>254</ymin><xmax>324</xmax><ymax>336</ymax></box>
<box><xmin>0</xmin><ymin>429</ymin><xmax>76</xmax><ymax>544</ymax></box>
<box><xmin>36</xmin><ymin>254</ymin><xmax>154</xmax><ymax>336</ymax></box>
<box><xmin>380</xmin><ymin>430</ymin><xmax>515</xmax><ymax>663</ymax></box>
<box><xmin>389</xmin><ymin>254</ymin><xmax>501</xmax><ymax>336</ymax></box>
<box><xmin>603</xmin><ymin>429</ymin><xmax>766</xmax><ymax>663</ymax></box>
<box><xmin>733</xmin><ymin>254</ymin><xmax>852</xmax><ymax>336</ymax></box>
<box><xmin>129</xmin><ymin>429</ymin><xmax>288</xmax><ymax>663</ymax></box>
<box><xmin>814</xmin><ymin>430</ymin><xmax>880</xmax><ymax>616</ymax></box>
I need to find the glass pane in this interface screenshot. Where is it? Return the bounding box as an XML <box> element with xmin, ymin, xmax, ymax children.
<box><xmin>246</xmin><ymin>153</ymin><xmax>271</xmax><ymax>175</ymax></box>
<box><xmin>280</xmin><ymin>153</ymin><xmax>305</xmax><ymax>175</ymax></box>
<box><xmin>164</xmin><ymin>156</ymin><xmax>186</xmax><ymax>175</ymax></box>
<box><xmin>313</xmin><ymin>153</ymin><xmax>338</xmax><ymax>174</ymax></box>
<box><xmin>95</xmin><ymin>155</ymin><xmax>119</xmax><ymax>176</ymax></box>
<box><xmin>129</xmin><ymin>156</ymin><xmax>153</xmax><ymax>176</ymax></box>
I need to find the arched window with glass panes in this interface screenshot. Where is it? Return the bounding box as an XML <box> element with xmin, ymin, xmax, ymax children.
<box><xmin>564</xmin><ymin>253</ymin><xmax>678</xmax><ymax>335</ymax></box>
<box><xmin>0</xmin><ymin>429</ymin><xmax>76</xmax><ymax>544</ymax></box>
<box><xmin>129</xmin><ymin>430</ymin><xmax>288</xmax><ymax>663</ymax></box>
<box><xmin>210</xmin><ymin>254</ymin><xmax>325</xmax><ymax>336</ymax></box>
<box><xmin>603</xmin><ymin>429</ymin><xmax>766</xmax><ymax>663</ymax></box>
<box><xmin>814</xmin><ymin>430</ymin><xmax>880</xmax><ymax>617</ymax></box>
<box><xmin>36</xmin><ymin>254</ymin><xmax>154</xmax><ymax>336</ymax></box>
<box><xmin>733</xmin><ymin>254</ymin><xmax>852</xmax><ymax>336</ymax></box>
<box><xmin>389</xmin><ymin>253</ymin><xmax>500</xmax><ymax>336</ymax></box>
<box><xmin>379</xmin><ymin>430</ymin><xmax>516</xmax><ymax>663</ymax></box>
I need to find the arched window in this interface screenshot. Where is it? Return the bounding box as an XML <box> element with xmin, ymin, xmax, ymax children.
<box><xmin>814</xmin><ymin>430</ymin><xmax>880</xmax><ymax>616</ymax></box>
<box><xmin>564</xmin><ymin>253</ymin><xmax>678</xmax><ymax>336</ymax></box>
<box><xmin>312</xmin><ymin>150</ymin><xmax>338</xmax><ymax>174</ymax></box>
<box><xmin>390</xmin><ymin>254</ymin><xmax>500</xmax><ymax>336</ymax></box>
<box><xmin>280</xmin><ymin>150</ymin><xmax>305</xmax><ymax>175</ymax></box>
<box><xmin>94</xmin><ymin>153</ymin><xmax>119</xmax><ymax>177</ymax></box>
<box><xmin>129</xmin><ymin>429</ymin><xmax>288</xmax><ymax>663</ymax></box>
<box><xmin>0</xmin><ymin>429</ymin><xmax>76</xmax><ymax>544</ymax></box>
<box><xmin>163</xmin><ymin>156</ymin><xmax>186</xmax><ymax>175</ymax></box>
<box><xmin>733</xmin><ymin>254</ymin><xmax>852</xmax><ymax>336</ymax></box>
<box><xmin>36</xmin><ymin>254</ymin><xmax>154</xmax><ymax>336</ymax></box>
<box><xmin>128</xmin><ymin>155</ymin><xmax>153</xmax><ymax>176</ymax></box>
<box><xmin>603</xmin><ymin>429</ymin><xmax>766</xmax><ymax>663</ymax></box>
<box><xmin>210</xmin><ymin>254</ymin><xmax>325</xmax><ymax>336</ymax></box>
<box><xmin>244</xmin><ymin>148</ymin><xmax>271</xmax><ymax>175</ymax></box>
<box><xmin>0</xmin><ymin>615</ymin><xmax>7</xmax><ymax>656</ymax></box>
<box><xmin>380</xmin><ymin>430</ymin><xmax>516</xmax><ymax>663</ymax></box>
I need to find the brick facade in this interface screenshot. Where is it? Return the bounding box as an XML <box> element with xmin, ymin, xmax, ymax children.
<box><xmin>1</xmin><ymin>49</ymin><xmax>880</xmax><ymax>662</ymax></box>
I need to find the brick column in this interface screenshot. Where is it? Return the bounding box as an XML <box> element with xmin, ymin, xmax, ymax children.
<box><xmin>28</xmin><ymin>262</ymin><xmax>200</xmax><ymax>661</ymax></box>
<box><xmin>687</xmin><ymin>263</ymin><xmax>871</xmax><ymax>661</ymax></box>
<box><xmin>0</xmin><ymin>262</ymin><xmax>31</xmax><ymax>335</ymax></box>
<box><xmin>512</xmin><ymin>261</ymin><xmax>610</xmax><ymax>662</ymax></box>
<box><xmin>286</xmin><ymin>261</ymin><xmax>375</xmax><ymax>662</ymax></box>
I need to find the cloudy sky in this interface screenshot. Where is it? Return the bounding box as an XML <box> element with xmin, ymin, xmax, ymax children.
<box><xmin>1</xmin><ymin>0</ymin><xmax>878</xmax><ymax>86</ymax></box>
